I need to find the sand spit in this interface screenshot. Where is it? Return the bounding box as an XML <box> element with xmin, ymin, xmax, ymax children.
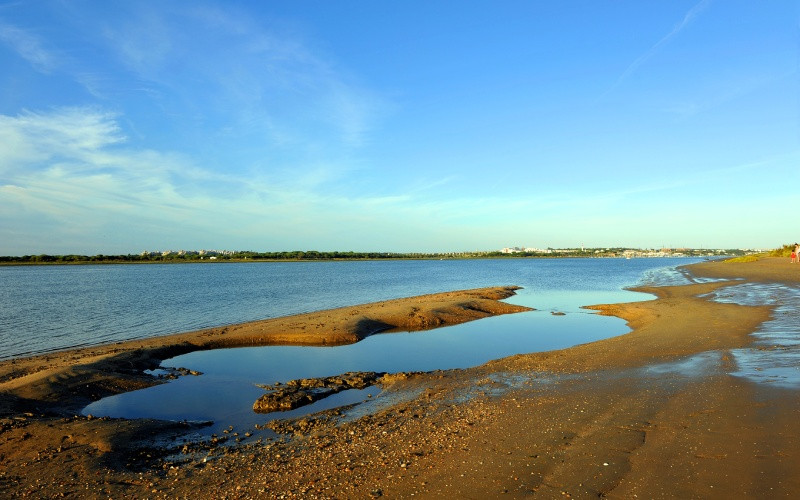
<box><xmin>0</xmin><ymin>285</ymin><xmax>528</xmax><ymax>415</ymax></box>
<box><xmin>1</xmin><ymin>261</ymin><xmax>799</xmax><ymax>498</ymax></box>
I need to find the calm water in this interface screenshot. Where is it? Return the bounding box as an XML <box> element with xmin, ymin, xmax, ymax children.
<box><xmin>1</xmin><ymin>258</ymin><xmax>696</xmax><ymax>360</ymax></box>
<box><xmin>75</xmin><ymin>258</ymin><xmax>701</xmax><ymax>435</ymax></box>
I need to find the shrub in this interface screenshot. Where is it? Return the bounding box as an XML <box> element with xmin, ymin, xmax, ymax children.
<box><xmin>769</xmin><ymin>244</ymin><xmax>795</xmax><ymax>258</ymax></box>
<box><xmin>725</xmin><ymin>255</ymin><xmax>760</xmax><ymax>263</ymax></box>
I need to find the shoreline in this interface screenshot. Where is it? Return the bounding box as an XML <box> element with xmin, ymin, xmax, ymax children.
<box><xmin>0</xmin><ymin>254</ymin><xmax>730</xmax><ymax>267</ymax></box>
<box><xmin>0</xmin><ymin>286</ymin><xmax>530</xmax><ymax>414</ymax></box>
<box><xmin>0</xmin><ymin>256</ymin><xmax>700</xmax><ymax>362</ymax></box>
<box><xmin>1</xmin><ymin>258</ymin><xmax>799</xmax><ymax>497</ymax></box>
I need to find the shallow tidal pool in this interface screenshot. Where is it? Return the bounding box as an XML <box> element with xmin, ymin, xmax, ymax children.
<box><xmin>83</xmin><ymin>286</ymin><xmax>654</xmax><ymax>436</ymax></box>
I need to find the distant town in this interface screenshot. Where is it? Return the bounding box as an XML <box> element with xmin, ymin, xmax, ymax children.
<box><xmin>496</xmin><ymin>246</ymin><xmax>752</xmax><ymax>258</ymax></box>
<box><xmin>0</xmin><ymin>246</ymin><xmax>758</xmax><ymax>264</ymax></box>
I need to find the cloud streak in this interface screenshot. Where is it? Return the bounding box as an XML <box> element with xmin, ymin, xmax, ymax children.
<box><xmin>0</xmin><ymin>107</ymin><xmax>402</xmax><ymax>252</ymax></box>
<box><xmin>90</xmin><ymin>4</ymin><xmax>382</xmax><ymax>151</ymax></box>
<box><xmin>605</xmin><ymin>0</ymin><xmax>712</xmax><ymax>94</ymax></box>
<box><xmin>0</xmin><ymin>21</ymin><xmax>58</xmax><ymax>73</ymax></box>
<box><xmin>0</xmin><ymin>107</ymin><xmax>535</xmax><ymax>252</ymax></box>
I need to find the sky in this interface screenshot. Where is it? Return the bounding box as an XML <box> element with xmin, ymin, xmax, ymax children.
<box><xmin>0</xmin><ymin>0</ymin><xmax>797</xmax><ymax>254</ymax></box>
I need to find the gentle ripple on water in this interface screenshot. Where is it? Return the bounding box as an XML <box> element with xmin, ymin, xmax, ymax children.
<box><xmin>702</xmin><ymin>282</ymin><xmax>800</xmax><ymax>389</ymax></box>
<box><xmin>1</xmin><ymin>258</ymin><xmax>700</xmax><ymax>360</ymax></box>
<box><xmin>636</xmin><ymin>265</ymin><xmax>696</xmax><ymax>287</ymax></box>
<box><xmin>636</xmin><ymin>259</ymin><xmax>733</xmax><ymax>287</ymax></box>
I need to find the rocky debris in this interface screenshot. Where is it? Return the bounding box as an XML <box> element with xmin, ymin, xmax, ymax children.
<box><xmin>253</xmin><ymin>371</ymin><xmax>386</xmax><ymax>413</ymax></box>
<box><xmin>0</xmin><ymin>369</ymin><xmax>499</xmax><ymax>498</ymax></box>
<box><xmin>379</xmin><ymin>371</ymin><xmax>427</xmax><ymax>385</ymax></box>
<box><xmin>156</xmin><ymin>366</ymin><xmax>203</xmax><ymax>380</ymax></box>
<box><xmin>264</xmin><ymin>407</ymin><xmax>345</xmax><ymax>435</ymax></box>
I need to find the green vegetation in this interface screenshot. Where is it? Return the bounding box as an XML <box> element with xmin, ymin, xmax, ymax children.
<box><xmin>0</xmin><ymin>247</ymin><xmax>750</xmax><ymax>265</ymax></box>
<box><xmin>768</xmin><ymin>244</ymin><xmax>796</xmax><ymax>258</ymax></box>
<box><xmin>724</xmin><ymin>255</ymin><xmax>761</xmax><ymax>263</ymax></box>
<box><xmin>0</xmin><ymin>251</ymin><xmax>463</xmax><ymax>264</ymax></box>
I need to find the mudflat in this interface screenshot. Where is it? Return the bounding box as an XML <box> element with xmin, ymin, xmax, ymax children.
<box><xmin>1</xmin><ymin>260</ymin><xmax>798</xmax><ymax>498</ymax></box>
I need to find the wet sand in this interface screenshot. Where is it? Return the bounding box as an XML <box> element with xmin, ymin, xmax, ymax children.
<box><xmin>1</xmin><ymin>259</ymin><xmax>799</xmax><ymax>498</ymax></box>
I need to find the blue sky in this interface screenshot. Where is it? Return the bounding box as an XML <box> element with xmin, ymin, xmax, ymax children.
<box><xmin>0</xmin><ymin>1</ymin><xmax>796</xmax><ymax>254</ymax></box>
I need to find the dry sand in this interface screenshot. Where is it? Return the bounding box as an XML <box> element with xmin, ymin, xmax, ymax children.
<box><xmin>0</xmin><ymin>259</ymin><xmax>798</xmax><ymax>498</ymax></box>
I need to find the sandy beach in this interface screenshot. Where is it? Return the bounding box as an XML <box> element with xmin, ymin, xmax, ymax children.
<box><xmin>1</xmin><ymin>258</ymin><xmax>799</xmax><ymax>498</ymax></box>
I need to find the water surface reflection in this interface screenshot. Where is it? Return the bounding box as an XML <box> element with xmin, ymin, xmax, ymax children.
<box><xmin>84</xmin><ymin>286</ymin><xmax>654</xmax><ymax>435</ymax></box>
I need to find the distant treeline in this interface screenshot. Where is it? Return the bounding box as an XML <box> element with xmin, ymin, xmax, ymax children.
<box><xmin>0</xmin><ymin>247</ymin><xmax>745</xmax><ymax>265</ymax></box>
<box><xmin>0</xmin><ymin>251</ymin><xmax>470</xmax><ymax>264</ymax></box>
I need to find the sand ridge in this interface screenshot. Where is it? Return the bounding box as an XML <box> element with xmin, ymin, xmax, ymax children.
<box><xmin>0</xmin><ymin>285</ymin><xmax>529</xmax><ymax>414</ymax></box>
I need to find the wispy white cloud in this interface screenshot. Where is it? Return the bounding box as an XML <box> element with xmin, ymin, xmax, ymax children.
<box><xmin>1</xmin><ymin>108</ymin><xmax>200</xmax><ymax>210</ymax></box>
<box><xmin>0</xmin><ymin>107</ymin><xmax>396</xmax><ymax>252</ymax></box>
<box><xmin>0</xmin><ymin>107</ymin><xmax>126</xmax><ymax>180</ymax></box>
<box><xmin>1</xmin><ymin>3</ymin><xmax>388</xmax><ymax>218</ymax></box>
<box><xmin>0</xmin><ymin>21</ymin><xmax>58</xmax><ymax>73</ymax></box>
<box><xmin>0</xmin><ymin>107</ymin><xmax>498</xmax><ymax>251</ymax></box>
<box><xmin>91</xmin><ymin>3</ymin><xmax>383</xmax><ymax>150</ymax></box>
<box><xmin>605</xmin><ymin>0</ymin><xmax>712</xmax><ymax>94</ymax></box>
<box><xmin>1</xmin><ymin>106</ymin><xmax>793</xmax><ymax>254</ymax></box>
